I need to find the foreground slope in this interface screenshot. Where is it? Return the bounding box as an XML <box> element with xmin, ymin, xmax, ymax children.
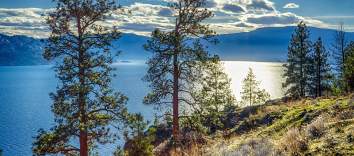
<box><xmin>203</xmin><ymin>95</ymin><xmax>354</xmax><ymax>155</ymax></box>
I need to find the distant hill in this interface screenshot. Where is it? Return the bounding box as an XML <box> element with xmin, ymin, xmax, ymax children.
<box><xmin>211</xmin><ymin>27</ymin><xmax>354</xmax><ymax>61</ymax></box>
<box><xmin>0</xmin><ymin>34</ymin><xmax>45</xmax><ymax>66</ymax></box>
<box><xmin>1</xmin><ymin>27</ymin><xmax>354</xmax><ymax>66</ymax></box>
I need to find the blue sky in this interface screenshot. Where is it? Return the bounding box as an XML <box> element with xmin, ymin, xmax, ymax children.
<box><xmin>0</xmin><ymin>0</ymin><xmax>353</xmax><ymax>38</ymax></box>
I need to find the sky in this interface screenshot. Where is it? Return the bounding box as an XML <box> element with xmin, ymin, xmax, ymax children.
<box><xmin>0</xmin><ymin>0</ymin><xmax>353</xmax><ymax>38</ymax></box>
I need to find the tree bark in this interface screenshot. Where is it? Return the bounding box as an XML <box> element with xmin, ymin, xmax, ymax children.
<box><xmin>172</xmin><ymin>52</ymin><xmax>179</xmax><ymax>141</ymax></box>
<box><xmin>77</xmin><ymin>13</ymin><xmax>88</xmax><ymax>156</ymax></box>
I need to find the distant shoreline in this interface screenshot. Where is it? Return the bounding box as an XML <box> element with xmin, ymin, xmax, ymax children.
<box><xmin>0</xmin><ymin>59</ymin><xmax>285</xmax><ymax>67</ymax></box>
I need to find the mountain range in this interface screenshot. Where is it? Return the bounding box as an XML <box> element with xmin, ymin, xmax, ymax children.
<box><xmin>1</xmin><ymin>26</ymin><xmax>354</xmax><ymax>66</ymax></box>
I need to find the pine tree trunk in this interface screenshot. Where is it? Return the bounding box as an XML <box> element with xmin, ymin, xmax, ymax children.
<box><xmin>79</xmin><ymin>52</ymin><xmax>88</xmax><ymax>156</ymax></box>
<box><xmin>300</xmin><ymin>36</ymin><xmax>305</xmax><ymax>98</ymax></box>
<box><xmin>77</xmin><ymin>14</ymin><xmax>88</xmax><ymax>156</ymax></box>
<box><xmin>79</xmin><ymin>131</ymin><xmax>88</xmax><ymax>156</ymax></box>
<box><xmin>79</xmin><ymin>66</ymin><xmax>88</xmax><ymax>156</ymax></box>
<box><xmin>172</xmin><ymin>50</ymin><xmax>179</xmax><ymax>141</ymax></box>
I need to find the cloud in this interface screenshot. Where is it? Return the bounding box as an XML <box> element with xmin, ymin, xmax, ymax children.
<box><xmin>247</xmin><ymin>13</ymin><xmax>301</xmax><ymax>25</ymax></box>
<box><xmin>234</xmin><ymin>22</ymin><xmax>255</xmax><ymax>28</ymax></box>
<box><xmin>247</xmin><ymin>0</ymin><xmax>275</xmax><ymax>12</ymax></box>
<box><xmin>0</xmin><ymin>8</ymin><xmax>49</xmax><ymax>38</ymax></box>
<box><xmin>158</xmin><ymin>8</ymin><xmax>173</xmax><ymax>16</ymax></box>
<box><xmin>283</xmin><ymin>3</ymin><xmax>299</xmax><ymax>9</ymax></box>
<box><xmin>313</xmin><ymin>15</ymin><xmax>354</xmax><ymax>19</ymax></box>
<box><xmin>223</xmin><ymin>4</ymin><xmax>245</xmax><ymax>13</ymax></box>
<box><xmin>205</xmin><ymin>0</ymin><xmax>218</xmax><ymax>8</ymax></box>
<box><xmin>0</xmin><ymin>0</ymin><xmax>335</xmax><ymax>38</ymax></box>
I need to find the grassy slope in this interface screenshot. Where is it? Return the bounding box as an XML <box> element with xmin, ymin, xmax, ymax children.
<box><xmin>203</xmin><ymin>95</ymin><xmax>354</xmax><ymax>155</ymax></box>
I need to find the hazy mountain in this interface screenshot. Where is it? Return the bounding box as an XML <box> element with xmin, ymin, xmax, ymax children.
<box><xmin>210</xmin><ymin>27</ymin><xmax>354</xmax><ymax>62</ymax></box>
<box><xmin>1</xmin><ymin>27</ymin><xmax>354</xmax><ymax>66</ymax></box>
<box><xmin>0</xmin><ymin>34</ymin><xmax>46</xmax><ymax>66</ymax></box>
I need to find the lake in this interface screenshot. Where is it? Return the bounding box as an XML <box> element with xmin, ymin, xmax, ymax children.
<box><xmin>0</xmin><ymin>61</ymin><xmax>285</xmax><ymax>156</ymax></box>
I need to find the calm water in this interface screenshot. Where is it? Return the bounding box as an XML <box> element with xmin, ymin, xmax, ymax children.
<box><xmin>0</xmin><ymin>61</ymin><xmax>284</xmax><ymax>156</ymax></box>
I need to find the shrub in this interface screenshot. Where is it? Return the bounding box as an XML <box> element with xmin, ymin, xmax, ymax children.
<box><xmin>226</xmin><ymin>138</ymin><xmax>276</xmax><ymax>156</ymax></box>
<box><xmin>123</xmin><ymin>113</ymin><xmax>155</xmax><ymax>156</ymax></box>
<box><xmin>306</xmin><ymin>116</ymin><xmax>325</xmax><ymax>139</ymax></box>
<box><xmin>180</xmin><ymin>131</ymin><xmax>207</xmax><ymax>148</ymax></box>
<box><xmin>337</xmin><ymin>109</ymin><xmax>354</xmax><ymax>120</ymax></box>
<box><xmin>280</xmin><ymin>128</ymin><xmax>308</xmax><ymax>155</ymax></box>
<box><xmin>124</xmin><ymin>135</ymin><xmax>154</xmax><ymax>156</ymax></box>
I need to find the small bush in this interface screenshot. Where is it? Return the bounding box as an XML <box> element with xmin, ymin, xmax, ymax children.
<box><xmin>180</xmin><ymin>131</ymin><xmax>207</xmax><ymax>148</ymax></box>
<box><xmin>124</xmin><ymin>135</ymin><xmax>154</xmax><ymax>156</ymax></box>
<box><xmin>280</xmin><ymin>128</ymin><xmax>308</xmax><ymax>155</ymax></box>
<box><xmin>306</xmin><ymin>116</ymin><xmax>325</xmax><ymax>139</ymax></box>
<box><xmin>226</xmin><ymin>138</ymin><xmax>276</xmax><ymax>156</ymax></box>
<box><xmin>337</xmin><ymin>109</ymin><xmax>354</xmax><ymax>120</ymax></box>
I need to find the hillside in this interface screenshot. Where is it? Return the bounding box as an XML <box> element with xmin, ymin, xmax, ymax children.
<box><xmin>1</xmin><ymin>27</ymin><xmax>354</xmax><ymax>66</ymax></box>
<box><xmin>0</xmin><ymin>34</ymin><xmax>46</xmax><ymax>66</ymax></box>
<box><xmin>211</xmin><ymin>27</ymin><xmax>354</xmax><ymax>61</ymax></box>
<box><xmin>152</xmin><ymin>95</ymin><xmax>354</xmax><ymax>155</ymax></box>
<box><xmin>202</xmin><ymin>95</ymin><xmax>354</xmax><ymax>155</ymax></box>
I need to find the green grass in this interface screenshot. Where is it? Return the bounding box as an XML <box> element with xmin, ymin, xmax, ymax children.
<box><xmin>258</xmin><ymin>97</ymin><xmax>350</xmax><ymax>136</ymax></box>
<box><xmin>202</xmin><ymin>95</ymin><xmax>354</xmax><ymax>155</ymax></box>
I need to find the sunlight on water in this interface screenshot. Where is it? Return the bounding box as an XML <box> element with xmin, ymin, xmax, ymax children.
<box><xmin>223</xmin><ymin>61</ymin><xmax>286</xmax><ymax>100</ymax></box>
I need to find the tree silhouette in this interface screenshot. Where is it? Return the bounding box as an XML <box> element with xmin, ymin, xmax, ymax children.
<box><xmin>283</xmin><ymin>21</ymin><xmax>313</xmax><ymax>98</ymax></box>
<box><xmin>32</xmin><ymin>1</ymin><xmax>128</xmax><ymax>156</ymax></box>
<box><xmin>241</xmin><ymin>68</ymin><xmax>270</xmax><ymax>106</ymax></box>
<box><xmin>310</xmin><ymin>37</ymin><xmax>332</xmax><ymax>97</ymax></box>
<box><xmin>344</xmin><ymin>41</ymin><xmax>354</xmax><ymax>92</ymax></box>
<box><xmin>143</xmin><ymin>0</ymin><xmax>215</xmax><ymax>141</ymax></box>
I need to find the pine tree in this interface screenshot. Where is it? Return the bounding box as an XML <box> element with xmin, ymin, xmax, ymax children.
<box><xmin>32</xmin><ymin>1</ymin><xmax>129</xmax><ymax>155</ymax></box>
<box><xmin>241</xmin><ymin>68</ymin><xmax>270</xmax><ymax>106</ymax></box>
<box><xmin>332</xmin><ymin>23</ymin><xmax>348</xmax><ymax>93</ymax></box>
<box><xmin>310</xmin><ymin>37</ymin><xmax>332</xmax><ymax>97</ymax></box>
<box><xmin>190</xmin><ymin>56</ymin><xmax>236</xmax><ymax>133</ymax></box>
<box><xmin>143</xmin><ymin>0</ymin><xmax>215</xmax><ymax>141</ymax></box>
<box><xmin>283</xmin><ymin>21</ymin><xmax>313</xmax><ymax>98</ymax></box>
<box><xmin>344</xmin><ymin>41</ymin><xmax>354</xmax><ymax>92</ymax></box>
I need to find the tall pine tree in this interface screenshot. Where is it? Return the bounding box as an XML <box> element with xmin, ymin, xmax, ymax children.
<box><xmin>240</xmin><ymin>68</ymin><xmax>270</xmax><ymax>106</ymax></box>
<box><xmin>310</xmin><ymin>37</ymin><xmax>332</xmax><ymax>97</ymax></box>
<box><xmin>283</xmin><ymin>21</ymin><xmax>313</xmax><ymax>98</ymax></box>
<box><xmin>32</xmin><ymin>1</ymin><xmax>129</xmax><ymax>155</ymax></box>
<box><xmin>143</xmin><ymin>0</ymin><xmax>215</xmax><ymax>141</ymax></box>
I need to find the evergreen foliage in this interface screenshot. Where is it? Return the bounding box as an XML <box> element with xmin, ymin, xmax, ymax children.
<box><xmin>143</xmin><ymin>0</ymin><xmax>215</xmax><ymax>141</ymax></box>
<box><xmin>240</xmin><ymin>68</ymin><xmax>270</xmax><ymax>106</ymax></box>
<box><xmin>283</xmin><ymin>21</ymin><xmax>313</xmax><ymax>98</ymax></box>
<box><xmin>122</xmin><ymin>114</ymin><xmax>154</xmax><ymax>156</ymax></box>
<box><xmin>190</xmin><ymin>56</ymin><xmax>236</xmax><ymax>133</ymax></box>
<box><xmin>309</xmin><ymin>37</ymin><xmax>332</xmax><ymax>97</ymax></box>
<box><xmin>32</xmin><ymin>1</ymin><xmax>129</xmax><ymax>155</ymax></box>
<box><xmin>344</xmin><ymin>41</ymin><xmax>354</xmax><ymax>92</ymax></box>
